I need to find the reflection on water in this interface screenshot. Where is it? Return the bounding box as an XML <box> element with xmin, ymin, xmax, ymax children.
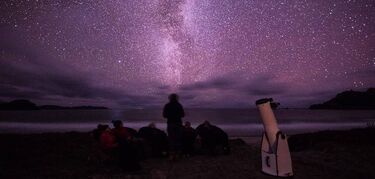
<box><xmin>0</xmin><ymin>109</ymin><xmax>374</xmax><ymax>136</ymax></box>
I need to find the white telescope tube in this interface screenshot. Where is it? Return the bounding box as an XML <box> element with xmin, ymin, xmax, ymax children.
<box><xmin>256</xmin><ymin>98</ymin><xmax>280</xmax><ymax>150</ymax></box>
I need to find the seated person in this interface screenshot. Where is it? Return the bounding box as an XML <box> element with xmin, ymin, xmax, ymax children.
<box><xmin>182</xmin><ymin>121</ymin><xmax>197</xmax><ymax>156</ymax></box>
<box><xmin>93</xmin><ymin>124</ymin><xmax>109</xmax><ymax>142</ymax></box>
<box><xmin>125</xmin><ymin>127</ymin><xmax>138</xmax><ymax>138</ymax></box>
<box><xmin>95</xmin><ymin>124</ymin><xmax>117</xmax><ymax>152</ymax></box>
<box><xmin>138</xmin><ymin>122</ymin><xmax>168</xmax><ymax>157</ymax></box>
<box><xmin>112</xmin><ymin>120</ymin><xmax>133</xmax><ymax>141</ymax></box>
<box><xmin>111</xmin><ymin>120</ymin><xmax>141</xmax><ymax>171</ymax></box>
<box><xmin>196</xmin><ymin>121</ymin><xmax>230</xmax><ymax>155</ymax></box>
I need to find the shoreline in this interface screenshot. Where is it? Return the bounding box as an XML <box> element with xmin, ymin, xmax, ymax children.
<box><xmin>0</xmin><ymin>121</ymin><xmax>369</xmax><ymax>136</ymax></box>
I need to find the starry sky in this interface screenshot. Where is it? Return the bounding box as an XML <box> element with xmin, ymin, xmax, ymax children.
<box><xmin>0</xmin><ymin>0</ymin><xmax>374</xmax><ymax>108</ymax></box>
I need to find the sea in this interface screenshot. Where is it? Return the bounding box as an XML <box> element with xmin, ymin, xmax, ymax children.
<box><xmin>0</xmin><ymin>109</ymin><xmax>374</xmax><ymax>136</ymax></box>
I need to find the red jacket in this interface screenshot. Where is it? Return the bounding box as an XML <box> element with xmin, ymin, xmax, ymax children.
<box><xmin>112</xmin><ymin>127</ymin><xmax>132</xmax><ymax>142</ymax></box>
<box><xmin>100</xmin><ymin>130</ymin><xmax>117</xmax><ymax>150</ymax></box>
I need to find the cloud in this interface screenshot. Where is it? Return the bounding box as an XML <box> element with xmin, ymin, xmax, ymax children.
<box><xmin>0</xmin><ymin>42</ymin><xmax>175</xmax><ymax>107</ymax></box>
<box><xmin>0</xmin><ymin>84</ymin><xmax>45</xmax><ymax>99</ymax></box>
<box><xmin>241</xmin><ymin>75</ymin><xmax>288</xmax><ymax>96</ymax></box>
<box><xmin>116</xmin><ymin>94</ymin><xmax>165</xmax><ymax>108</ymax></box>
<box><xmin>173</xmin><ymin>73</ymin><xmax>292</xmax><ymax>108</ymax></box>
<box><xmin>180</xmin><ymin>73</ymin><xmax>288</xmax><ymax>96</ymax></box>
<box><xmin>179</xmin><ymin>75</ymin><xmax>238</xmax><ymax>91</ymax></box>
<box><xmin>0</xmin><ymin>40</ymin><xmax>126</xmax><ymax>102</ymax></box>
<box><xmin>0</xmin><ymin>58</ymin><xmax>123</xmax><ymax>100</ymax></box>
<box><xmin>157</xmin><ymin>85</ymin><xmax>171</xmax><ymax>90</ymax></box>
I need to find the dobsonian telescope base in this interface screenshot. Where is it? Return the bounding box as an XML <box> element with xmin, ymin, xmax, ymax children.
<box><xmin>261</xmin><ymin>131</ymin><xmax>293</xmax><ymax>177</ymax></box>
<box><xmin>256</xmin><ymin>98</ymin><xmax>293</xmax><ymax>177</ymax></box>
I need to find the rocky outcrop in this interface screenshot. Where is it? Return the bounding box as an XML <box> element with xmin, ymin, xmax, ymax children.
<box><xmin>309</xmin><ymin>88</ymin><xmax>375</xmax><ymax>110</ymax></box>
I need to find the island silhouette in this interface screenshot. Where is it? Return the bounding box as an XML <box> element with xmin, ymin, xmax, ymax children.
<box><xmin>309</xmin><ymin>88</ymin><xmax>375</xmax><ymax>110</ymax></box>
<box><xmin>0</xmin><ymin>99</ymin><xmax>108</xmax><ymax>110</ymax></box>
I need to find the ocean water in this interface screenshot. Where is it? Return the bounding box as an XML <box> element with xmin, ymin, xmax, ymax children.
<box><xmin>0</xmin><ymin>109</ymin><xmax>374</xmax><ymax>136</ymax></box>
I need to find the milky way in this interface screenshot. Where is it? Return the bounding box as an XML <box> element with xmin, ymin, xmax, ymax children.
<box><xmin>0</xmin><ymin>0</ymin><xmax>374</xmax><ymax>108</ymax></box>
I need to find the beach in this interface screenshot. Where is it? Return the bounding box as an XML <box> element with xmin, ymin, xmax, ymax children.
<box><xmin>1</xmin><ymin>128</ymin><xmax>375</xmax><ymax>179</ymax></box>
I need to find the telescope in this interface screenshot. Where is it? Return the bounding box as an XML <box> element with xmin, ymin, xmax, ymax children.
<box><xmin>256</xmin><ymin>98</ymin><xmax>293</xmax><ymax>177</ymax></box>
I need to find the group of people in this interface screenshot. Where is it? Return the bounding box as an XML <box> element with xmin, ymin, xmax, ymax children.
<box><xmin>93</xmin><ymin>120</ymin><xmax>141</xmax><ymax>171</ymax></box>
<box><xmin>93</xmin><ymin>93</ymin><xmax>230</xmax><ymax>171</ymax></box>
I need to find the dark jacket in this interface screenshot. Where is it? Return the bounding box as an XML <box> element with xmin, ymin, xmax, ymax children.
<box><xmin>196</xmin><ymin>123</ymin><xmax>229</xmax><ymax>148</ymax></box>
<box><xmin>163</xmin><ymin>101</ymin><xmax>185</xmax><ymax>124</ymax></box>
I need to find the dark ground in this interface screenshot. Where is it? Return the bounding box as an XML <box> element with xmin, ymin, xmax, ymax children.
<box><xmin>1</xmin><ymin>128</ymin><xmax>375</xmax><ymax>179</ymax></box>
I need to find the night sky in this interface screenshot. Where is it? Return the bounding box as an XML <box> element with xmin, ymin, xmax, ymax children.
<box><xmin>0</xmin><ymin>0</ymin><xmax>374</xmax><ymax>108</ymax></box>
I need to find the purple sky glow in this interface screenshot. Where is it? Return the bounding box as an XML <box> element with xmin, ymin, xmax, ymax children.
<box><xmin>0</xmin><ymin>0</ymin><xmax>374</xmax><ymax>108</ymax></box>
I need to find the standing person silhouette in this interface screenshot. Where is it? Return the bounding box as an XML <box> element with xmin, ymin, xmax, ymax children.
<box><xmin>163</xmin><ymin>93</ymin><xmax>185</xmax><ymax>160</ymax></box>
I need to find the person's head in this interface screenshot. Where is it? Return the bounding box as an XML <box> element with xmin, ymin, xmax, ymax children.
<box><xmin>112</xmin><ymin>120</ymin><xmax>123</xmax><ymax>128</ymax></box>
<box><xmin>148</xmin><ymin>122</ymin><xmax>156</xmax><ymax>128</ymax></box>
<box><xmin>184</xmin><ymin>121</ymin><xmax>191</xmax><ymax>128</ymax></box>
<box><xmin>94</xmin><ymin>124</ymin><xmax>110</xmax><ymax>141</ymax></box>
<box><xmin>168</xmin><ymin>93</ymin><xmax>179</xmax><ymax>102</ymax></box>
<box><xmin>203</xmin><ymin>120</ymin><xmax>211</xmax><ymax>127</ymax></box>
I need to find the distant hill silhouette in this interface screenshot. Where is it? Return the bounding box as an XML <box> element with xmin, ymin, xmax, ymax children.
<box><xmin>0</xmin><ymin>99</ymin><xmax>109</xmax><ymax>110</ymax></box>
<box><xmin>309</xmin><ymin>88</ymin><xmax>375</xmax><ymax>110</ymax></box>
<box><xmin>39</xmin><ymin>105</ymin><xmax>108</xmax><ymax>110</ymax></box>
<box><xmin>0</xmin><ymin>99</ymin><xmax>38</xmax><ymax>110</ymax></box>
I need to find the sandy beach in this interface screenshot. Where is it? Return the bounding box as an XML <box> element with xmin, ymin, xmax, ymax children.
<box><xmin>1</xmin><ymin>128</ymin><xmax>375</xmax><ymax>178</ymax></box>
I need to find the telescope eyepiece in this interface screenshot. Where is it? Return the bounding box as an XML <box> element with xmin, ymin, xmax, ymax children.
<box><xmin>255</xmin><ymin>98</ymin><xmax>273</xmax><ymax>105</ymax></box>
